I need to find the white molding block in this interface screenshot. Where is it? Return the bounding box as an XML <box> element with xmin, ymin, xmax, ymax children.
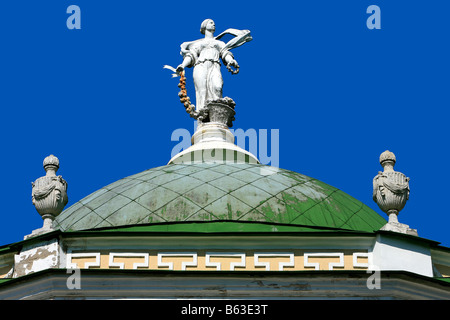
<box><xmin>304</xmin><ymin>253</ymin><xmax>344</xmax><ymax>270</ymax></box>
<box><xmin>67</xmin><ymin>251</ymin><xmax>100</xmax><ymax>269</ymax></box>
<box><xmin>352</xmin><ymin>252</ymin><xmax>371</xmax><ymax>269</ymax></box>
<box><xmin>254</xmin><ymin>253</ymin><xmax>295</xmax><ymax>271</ymax></box>
<box><xmin>372</xmin><ymin>234</ymin><xmax>433</xmax><ymax>277</ymax></box>
<box><xmin>109</xmin><ymin>253</ymin><xmax>149</xmax><ymax>269</ymax></box>
<box><xmin>157</xmin><ymin>252</ymin><xmax>197</xmax><ymax>270</ymax></box>
<box><xmin>205</xmin><ymin>252</ymin><xmax>246</xmax><ymax>270</ymax></box>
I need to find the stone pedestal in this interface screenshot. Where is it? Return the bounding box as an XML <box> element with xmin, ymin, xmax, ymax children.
<box><xmin>192</xmin><ymin>122</ymin><xmax>235</xmax><ymax>145</ymax></box>
<box><xmin>169</xmin><ymin>122</ymin><xmax>259</xmax><ymax>165</ymax></box>
<box><xmin>169</xmin><ymin>100</ymin><xmax>259</xmax><ymax>165</ymax></box>
<box><xmin>13</xmin><ymin>238</ymin><xmax>60</xmax><ymax>278</ymax></box>
<box><xmin>380</xmin><ymin>221</ymin><xmax>418</xmax><ymax>236</ymax></box>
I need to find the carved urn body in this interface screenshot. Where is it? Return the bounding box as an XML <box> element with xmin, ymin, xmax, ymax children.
<box><xmin>372</xmin><ymin>150</ymin><xmax>416</xmax><ymax>235</ymax></box>
<box><xmin>31</xmin><ymin>155</ymin><xmax>68</xmax><ymax>231</ymax></box>
<box><xmin>373</xmin><ymin>170</ymin><xmax>410</xmax><ymax>218</ymax></box>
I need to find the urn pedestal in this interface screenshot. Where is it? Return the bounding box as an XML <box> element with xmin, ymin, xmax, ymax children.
<box><xmin>169</xmin><ymin>99</ymin><xmax>258</xmax><ymax>165</ymax></box>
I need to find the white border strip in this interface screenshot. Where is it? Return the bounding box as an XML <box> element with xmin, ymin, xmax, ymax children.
<box><xmin>254</xmin><ymin>253</ymin><xmax>295</xmax><ymax>271</ymax></box>
<box><xmin>304</xmin><ymin>252</ymin><xmax>344</xmax><ymax>270</ymax></box>
<box><xmin>352</xmin><ymin>252</ymin><xmax>371</xmax><ymax>269</ymax></box>
<box><xmin>109</xmin><ymin>253</ymin><xmax>149</xmax><ymax>269</ymax></box>
<box><xmin>157</xmin><ymin>252</ymin><xmax>197</xmax><ymax>270</ymax></box>
<box><xmin>205</xmin><ymin>252</ymin><xmax>246</xmax><ymax>270</ymax></box>
<box><xmin>66</xmin><ymin>251</ymin><xmax>100</xmax><ymax>269</ymax></box>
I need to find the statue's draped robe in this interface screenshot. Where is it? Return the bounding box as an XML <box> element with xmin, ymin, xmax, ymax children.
<box><xmin>180</xmin><ymin>29</ymin><xmax>252</xmax><ymax>112</ymax></box>
<box><xmin>181</xmin><ymin>39</ymin><xmax>232</xmax><ymax>112</ymax></box>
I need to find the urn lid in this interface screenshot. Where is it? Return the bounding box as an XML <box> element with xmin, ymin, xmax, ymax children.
<box><xmin>379</xmin><ymin>150</ymin><xmax>396</xmax><ymax>166</ymax></box>
<box><xmin>43</xmin><ymin>154</ymin><xmax>59</xmax><ymax>170</ymax></box>
<box><xmin>43</xmin><ymin>154</ymin><xmax>60</xmax><ymax>174</ymax></box>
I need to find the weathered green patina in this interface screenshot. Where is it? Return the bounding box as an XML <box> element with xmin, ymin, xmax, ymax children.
<box><xmin>53</xmin><ymin>163</ymin><xmax>386</xmax><ymax>233</ymax></box>
<box><xmin>87</xmin><ymin>221</ymin><xmax>374</xmax><ymax>234</ymax></box>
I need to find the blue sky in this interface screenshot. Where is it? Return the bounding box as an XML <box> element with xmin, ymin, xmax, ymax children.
<box><xmin>0</xmin><ymin>0</ymin><xmax>449</xmax><ymax>247</ymax></box>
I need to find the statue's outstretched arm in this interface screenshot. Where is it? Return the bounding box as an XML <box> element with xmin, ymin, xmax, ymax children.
<box><xmin>176</xmin><ymin>55</ymin><xmax>193</xmax><ymax>74</ymax></box>
<box><xmin>177</xmin><ymin>40</ymin><xmax>198</xmax><ymax>73</ymax></box>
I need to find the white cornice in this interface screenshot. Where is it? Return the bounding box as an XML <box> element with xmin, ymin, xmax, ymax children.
<box><xmin>61</xmin><ymin>234</ymin><xmax>377</xmax><ymax>251</ymax></box>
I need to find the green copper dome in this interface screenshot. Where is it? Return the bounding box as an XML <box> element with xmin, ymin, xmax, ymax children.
<box><xmin>53</xmin><ymin>163</ymin><xmax>386</xmax><ymax>233</ymax></box>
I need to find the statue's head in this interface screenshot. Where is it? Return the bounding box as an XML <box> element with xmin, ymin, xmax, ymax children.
<box><xmin>200</xmin><ymin>19</ymin><xmax>215</xmax><ymax>35</ymax></box>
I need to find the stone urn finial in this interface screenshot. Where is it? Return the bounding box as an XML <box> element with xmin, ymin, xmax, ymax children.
<box><xmin>43</xmin><ymin>154</ymin><xmax>60</xmax><ymax>174</ymax></box>
<box><xmin>379</xmin><ymin>150</ymin><xmax>396</xmax><ymax>171</ymax></box>
<box><xmin>29</xmin><ymin>155</ymin><xmax>68</xmax><ymax>237</ymax></box>
<box><xmin>373</xmin><ymin>150</ymin><xmax>417</xmax><ymax>235</ymax></box>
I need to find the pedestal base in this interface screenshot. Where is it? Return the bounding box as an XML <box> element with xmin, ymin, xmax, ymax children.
<box><xmin>169</xmin><ymin>122</ymin><xmax>259</xmax><ymax>165</ymax></box>
<box><xmin>24</xmin><ymin>225</ymin><xmax>54</xmax><ymax>240</ymax></box>
<box><xmin>380</xmin><ymin>222</ymin><xmax>418</xmax><ymax>236</ymax></box>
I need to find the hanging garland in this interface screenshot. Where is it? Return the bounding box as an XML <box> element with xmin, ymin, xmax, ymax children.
<box><xmin>177</xmin><ymin>70</ymin><xmax>210</xmax><ymax>122</ymax></box>
<box><xmin>166</xmin><ymin>64</ymin><xmax>239</xmax><ymax>122</ymax></box>
<box><xmin>178</xmin><ymin>71</ymin><xmax>194</xmax><ymax>116</ymax></box>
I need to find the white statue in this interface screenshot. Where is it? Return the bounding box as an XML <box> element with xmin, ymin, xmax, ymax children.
<box><xmin>165</xmin><ymin>19</ymin><xmax>252</xmax><ymax>123</ymax></box>
<box><xmin>165</xmin><ymin>20</ymin><xmax>259</xmax><ymax>165</ymax></box>
<box><xmin>175</xmin><ymin>19</ymin><xmax>250</xmax><ymax>112</ymax></box>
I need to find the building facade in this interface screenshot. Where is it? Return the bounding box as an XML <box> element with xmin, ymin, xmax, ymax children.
<box><xmin>0</xmin><ymin>19</ymin><xmax>449</xmax><ymax>300</ymax></box>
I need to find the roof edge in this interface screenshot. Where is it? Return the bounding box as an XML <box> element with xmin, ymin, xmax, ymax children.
<box><xmin>65</xmin><ymin>220</ymin><xmax>378</xmax><ymax>235</ymax></box>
